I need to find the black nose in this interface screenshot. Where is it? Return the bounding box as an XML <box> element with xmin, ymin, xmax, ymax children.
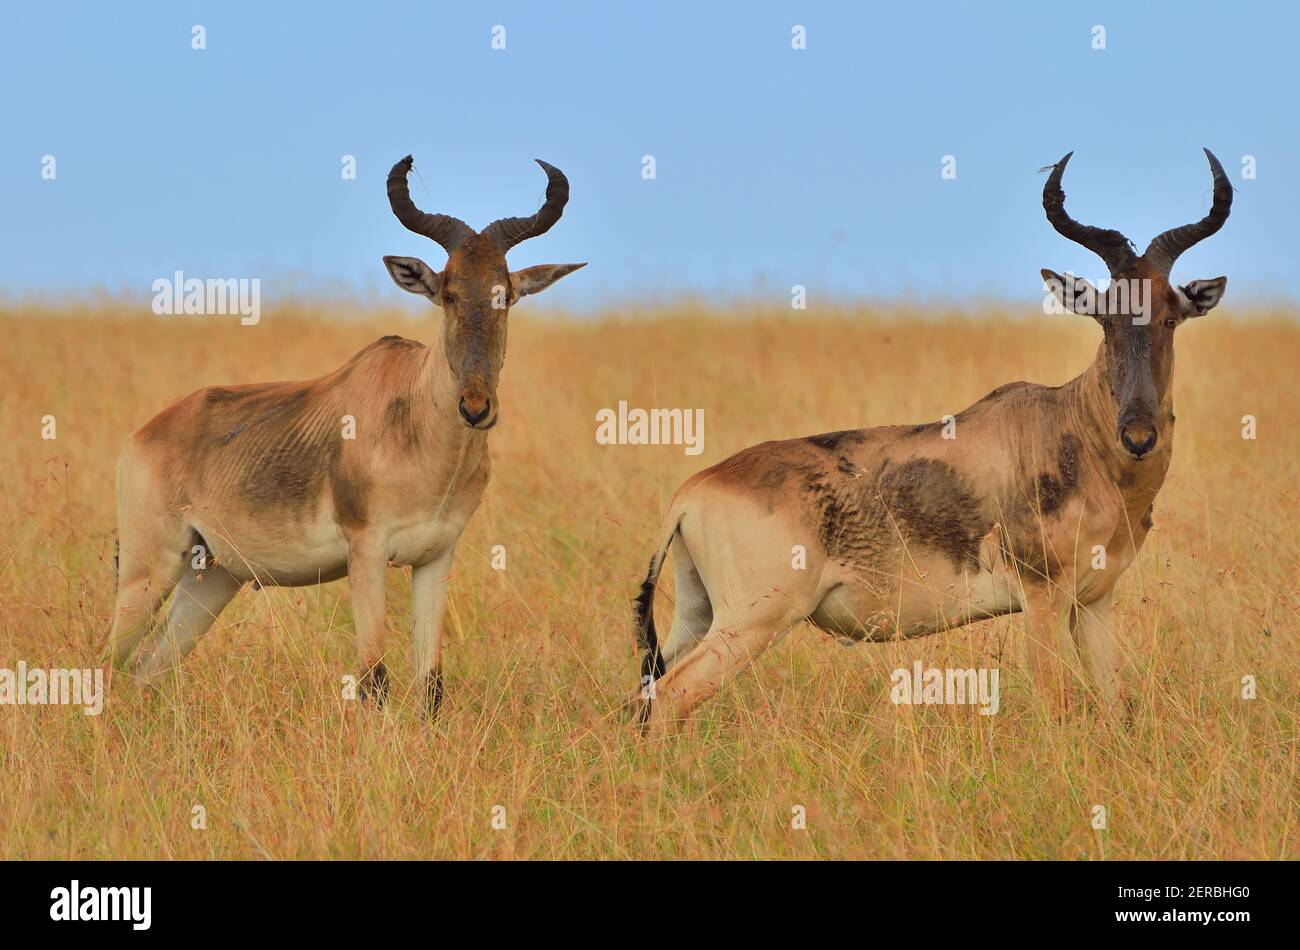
<box><xmin>1120</xmin><ymin>427</ymin><xmax>1157</xmax><ymax>458</ymax></box>
<box><xmin>459</xmin><ymin>397</ymin><xmax>491</xmax><ymax>426</ymax></box>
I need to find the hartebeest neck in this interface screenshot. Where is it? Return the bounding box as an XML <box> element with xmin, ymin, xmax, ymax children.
<box><xmin>412</xmin><ymin>332</ymin><xmax>493</xmax><ymax>459</ymax></box>
<box><xmin>1064</xmin><ymin>344</ymin><xmax>1172</xmax><ymax>506</ymax></box>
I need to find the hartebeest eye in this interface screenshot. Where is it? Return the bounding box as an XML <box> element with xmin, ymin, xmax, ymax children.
<box><xmin>1164</xmin><ymin>318</ymin><xmax>1178</xmax><ymax>328</ymax></box>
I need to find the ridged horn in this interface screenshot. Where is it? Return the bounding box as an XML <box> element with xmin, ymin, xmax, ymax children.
<box><xmin>1142</xmin><ymin>149</ymin><xmax>1233</xmax><ymax>275</ymax></box>
<box><xmin>481</xmin><ymin>160</ymin><xmax>570</xmax><ymax>252</ymax></box>
<box><xmin>1042</xmin><ymin>151</ymin><xmax>1138</xmax><ymax>277</ymax></box>
<box><xmin>386</xmin><ymin>155</ymin><xmax>474</xmax><ymax>253</ymax></box>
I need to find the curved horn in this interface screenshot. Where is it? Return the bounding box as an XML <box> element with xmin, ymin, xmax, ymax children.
<box><xmin>1142</xmin><ymin>148</ymin><xmax>1233</xmax><ymax>275</ymax></box>
<box><xmin>481</xmin><ymin>160</ymin><xmax>570</xmax><ymax>252</ymax></box>
<box><xmin>1042</xmin><ymin>151</ymin><xmax>1137</xmax><ymax>277</ymax></box>
<box><xmin>386</xmin><ymin>155</ymin><xmax>473</xmax><ymax>253</ymax></box>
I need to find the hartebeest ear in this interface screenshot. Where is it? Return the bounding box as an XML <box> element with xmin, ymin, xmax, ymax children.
<box><xmin>1177</xmin><ymin>276</ymin><xmax>1227</xmax><ymax>317</ymax></box>
<box><xmin>383</xmin><ymin>255</ymin><xmax>443</xmax><ymax>304</ymax></box>
<box><xmin>1041</xmin><ymin>269</ymin><xmax>1101</xmax><ymax>317</ymax></box>
<box><xmin>509</xmin><ymin>262</ymin><xmax>587</xmax><ymax>301</ymax></box>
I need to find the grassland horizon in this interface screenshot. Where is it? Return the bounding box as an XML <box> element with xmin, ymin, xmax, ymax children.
<box><xmin>1</xmin><ymin>299</ymin><xmax>1295</xmax><ymax>859</ymax></box>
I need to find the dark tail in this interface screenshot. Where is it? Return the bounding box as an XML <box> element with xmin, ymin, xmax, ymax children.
<box><xmin>633</xmin><ymin>555</ymin><xmax>667</xmax><ymax>685</ymax></box>
<box><xmin>632</xmin><ymin>519</ymin><xmax>680</xmax><ymax>721</ymax></box>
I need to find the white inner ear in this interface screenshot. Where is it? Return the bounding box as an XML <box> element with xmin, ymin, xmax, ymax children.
<box><xmin>1045</xmin><ymin>271</ymin><xmax>1097</xmax><ymax>315</ymax></box>
<box><xmin>1177</xmin><ymin>277</ymin><xmax>1227</xmax><ymax>317</ymax></box>
<box><xmin>383</xmin><ymin>256</ymin><xmax>441</xmax><ymax>302</ymax></box>
<box><xmin>1067</xmin><ymin>275</ymin><xmax>1098</xmax><ymax>315</ymax></box>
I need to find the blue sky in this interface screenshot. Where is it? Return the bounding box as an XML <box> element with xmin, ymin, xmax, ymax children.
<box><xmin>1</xmin><ymin>1</ymin><xmax>1294</xmax><ymax>310</ymax></box>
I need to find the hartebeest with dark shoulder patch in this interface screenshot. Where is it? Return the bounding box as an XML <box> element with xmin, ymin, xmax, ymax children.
<box><xmin>106</xmin><ymin>155</ymin><xmax>584</xmax><ymax>716</ymax></box>
<box><xmin>633</xmin><ymin>150</ymin><xmax>1232</xmax><ymax>731</ymax></box>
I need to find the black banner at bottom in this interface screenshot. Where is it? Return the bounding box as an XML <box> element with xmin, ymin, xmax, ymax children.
<box><xmin>0</xmin><ymin>859</ymin><xmax>1278</xmax><ymax>936</ymax></box>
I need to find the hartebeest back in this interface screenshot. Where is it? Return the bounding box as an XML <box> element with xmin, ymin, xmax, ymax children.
<box><xmin>106</xmin><ymin>156</ymin><xmax>584</xmax><ymax>717</ymax></box>
<box><xmin>632</xmin><ymin>150</ymin><xmax>1232</xmax><ymax>731</ymax></box>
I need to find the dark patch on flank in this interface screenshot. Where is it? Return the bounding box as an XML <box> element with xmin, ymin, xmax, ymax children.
<box><xmin>878</xmin><ymin>458</ymin><xmax>987</xmax><ymax>570</ymax></box>
<box><xmin>806</xmin><ymin>457</ymin><xmax>988</xmax><ymax>574</ymax></box>
<box><xmin>999</xmin><ymin>433</ymin><xmax>1085</xmax><ymax>579</ymax></box>
<box><xmin>188</xmin><ymin>338</ymin><xmax>432</xmax><ymax>525</ymax></box>
<box><xmin>241</xmin><ymin>445</ymin><xmax>323</xmax><ymax>508</ymax></box>
<box><xmin>384</xmin><ymin>396</ymin><xmax>418</xmax><ymax>449</ymax></box>
<box><xmin>332</xmin><ymin>478</ymin><xmax>369</xmax><ymax>530</ymax></box>
<box><xmin>1035</xmin><ymin>432</ymin><xmax>1082</xmax><ymax>516</ymax></box>
<box><xmin>194</xmin><ymin>383</ymin><xmax>364</xmax><ymax>529</ymax></box>
<box><xmin>236</xmin><ymin>389</ymin><xmax>328</xmax><ymax>513</ymax></box>
<box><xmin>331</xmin><ymin>460</ymin><xmax>370</xmax><ymax>529</ymax></box>
<box><xmin>1140</xmin><ymin>505</ymin><xmax>1154</xmax><ymax>531</ymax></box>
<box><xmin>385</xmin><ymin>395</ymin><xmax>411</xmax><ymax>428</ymax></box>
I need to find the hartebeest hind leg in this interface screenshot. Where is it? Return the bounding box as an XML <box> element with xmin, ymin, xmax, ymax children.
<box><xmin>411</xmin><ymin>548</ymin><xmax>456</xmax><ymax>719</ymax></box>
<box><xmin>658</xmin><ymin>540</ymin><xmax>713</xmax><ymax>672</ymax></box>
<box><xmin>642</xmin><ymin>615</ymin><xmax>793</xmax><ymax>733</ymax></box>
<box><xmin>348</xmin><ymin>541</ymin><xmax>390</xmax><ymax>705</ymax></box>
<box><xmin>107</xmin><ymin>567</ymin><xmax>180</xmax><ymax>671</ymax></box>
<box><xmin>105</xmin><ymin>518</ymin><xmax>193</xmax><ymax>672</ymax></box>
<box><xmin>130</xmin><ymin>566</ymin><xmax>244</xmax><ymax>681</ymax></box>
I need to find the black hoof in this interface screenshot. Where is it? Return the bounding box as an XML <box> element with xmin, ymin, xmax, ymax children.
<box><xmin>425</xmin><ymin>669</ymin><xmax>444</xmax><ymax>721</ymax></box>
<box><xmin>359</xmin><ymin>661</ymin><xmax>389</xmax><ymax>705</ymax></box>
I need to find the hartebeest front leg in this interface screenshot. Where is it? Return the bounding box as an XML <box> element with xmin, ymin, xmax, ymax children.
<box><xmin>1071</xmin><ymin>599</ymin><xmax>1125</xmax><ymax>714</ymax></box>
<box><xmin>411</xmin><ymin>548</ymin><xmax>456</xmax><ymax>720</ymax></box>
<box><xmin>348</xmin><ymin>541</ymin><xmax>389</xmax><ymax>705</ymax></box>
<box><xmin>1022</xmin><ymin>586</ymin><xmax>1069</xmax><ymax>717</ymax></box>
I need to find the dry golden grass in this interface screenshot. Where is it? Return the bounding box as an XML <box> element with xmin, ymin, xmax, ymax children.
<box><xmin>0</xmin><ymin>299</ymin><xmax>1296</xmax><ymax>859</ymax></box>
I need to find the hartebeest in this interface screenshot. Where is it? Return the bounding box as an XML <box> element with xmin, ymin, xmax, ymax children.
<box><xmin>106</xmin><ymin>155</ymin><xmax>584</xmax><ymax>716</ymax></box>
<box><xmin>633</xmin><ymin>150</ymin><xmax>1232</xmax><ymax>730</ymax></box>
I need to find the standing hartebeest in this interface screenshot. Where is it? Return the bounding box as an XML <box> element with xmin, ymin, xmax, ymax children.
<box><xmin>105</xmin><ymin>155</ymin><xmax>584</xmax><ymax>716</ymax></box>
<box><xmin>633</xmin><ymin>150</ymin><xmax>1232</xmax><ymax>731</ymax></box>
